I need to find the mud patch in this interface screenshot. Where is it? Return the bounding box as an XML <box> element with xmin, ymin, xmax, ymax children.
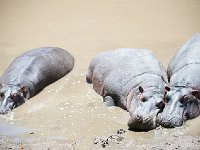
<box><xmin>0</xmin><ymin>0</ymin><xmax>200</xmax><ymax>149</ymax></box>
<box><xmin>0</xmin><ymin>136</ymin><xmax>81</xmax><ymax>150</ymax></box>
<box><xmin>93</xmin><ymin>129</ymin><xmax>126</xmax><ymax>148</ymax></box>
<box><xmin>91</xmin><ymin>127</ymin><xmax>200</xmax><ymax>150</ymax></box>
<box><xmin>0</xmin><ymin>123</ymin><xmax>30</xmax><ymax>137</ymax></box>
<box><xmin>136</xmin><ymin>135</ymin><xmax>200</xmax><ymax>150</ymax></box>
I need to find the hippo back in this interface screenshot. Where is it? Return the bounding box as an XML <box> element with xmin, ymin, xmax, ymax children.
<box><xmin>0</xmin><ymin>47</ymin><xmax>74</xmax><ymax>96</ymax></box>
<box><xmin>88</xmin><ymin>48</ymin><xmax>167</xmax><ymax>97</ymax></box>
<box><xmin>167</xmin><ymin>33</ymin><xmax>200</xmax><ymax>78</ymax></box>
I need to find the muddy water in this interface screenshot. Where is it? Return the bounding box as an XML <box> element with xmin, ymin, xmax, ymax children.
<box><xmin>0</xmin><ymin>0</ymin><xmax>200</xmax><ymax>149</ymax></box>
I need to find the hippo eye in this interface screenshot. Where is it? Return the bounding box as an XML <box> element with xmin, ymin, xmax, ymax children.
<box><xmin>180</xmin><ymin>95</ymin><xmax>189</xmax><ymax>104</ymax></box>
<box><xmin>0</xmin><ymin>93</ymin><xmax>4</xmax><ymax>98</ymax></box>
<box><xmin>164</xmin><ymin>95</ymin><xmax>170</xmax><ymax>103</ymax></box>
<box><xmin>156</xmin><ymin>101</ymin><xmax>165</xmax><ymax>109</ymax></box>
<box><xmin>138</xmin><ymin>94</ymin><xmax>147</xmax><ymax>102</ymax></box>
<box><xmin>141</xmin><ymin>97</ymin><xmax>147</xmax><ymax>102</ymax></box>
<box><xmin>156</xmin><ymin>101</ymin><xmax>165</xmax><ymax>112</ymax></box>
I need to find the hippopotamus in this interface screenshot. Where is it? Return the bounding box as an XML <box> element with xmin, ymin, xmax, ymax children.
<box><xmin>158</xmin><ymin>33</ymin><xmax>200</xmax><ymax>128</ymax></box>
<box><xmin>86</xmin><ymin>48</ymin><xmax>168</xmax><ymax>131</ymax></box>
<box><xmin>0</xmin><ymin>47</ymin><xmax>74</xmax><ymax>114</ymax></box>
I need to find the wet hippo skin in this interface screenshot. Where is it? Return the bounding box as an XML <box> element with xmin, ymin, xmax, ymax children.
<box><xmin>86</xmin><ymin>48</ymin><xmax>168</xmax><ymax>131</ymax></box>
<box><xmin>158</xmin><ymin>33</ymin><xmax>200</xmax><ymax>128</ymax></box>
<box><xmin>0</xmin><ymin>47</ymin><xmax>74</xmax><ymax>114</ymax></box>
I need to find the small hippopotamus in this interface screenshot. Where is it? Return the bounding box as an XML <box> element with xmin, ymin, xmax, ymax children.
<box><xmin>158</xmin><ymin>33</ymin><xmax>200</xmax><ymax>128</ymax></box>
<box><xmin>86</xmin><ymin>48</ymin><xmax>168</xmax><ymax>131</ymax></box>
<box><xmin>0</xmin><ymin>47</ymin><xmax>74</xmax><ymax>114</ymax></box>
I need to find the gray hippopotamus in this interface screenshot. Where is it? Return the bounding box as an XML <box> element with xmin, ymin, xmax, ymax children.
<box><xmin>0</xmin><ymin>47</ymin><xmax>74</xmax><ymax>114</ymax></box>
<box><xmin>86</xmin><ymin>48</ymin><xmax>168</xmax><ymax>131</ymax></box>
<box><xmin>158</xmin><ymin>33</ymin><xmax>200</xmax><ymax>128</ymax></box>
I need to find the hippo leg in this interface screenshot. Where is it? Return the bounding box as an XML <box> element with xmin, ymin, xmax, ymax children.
<box><xmin>103</xmin><ymin>96</ymin><xmax>115</xmax><ymax>107</ymax></box>
<box><xmin>86</xmin><ymin>66</ymin><xmax>93</xmax><ymax>84</ymax></box>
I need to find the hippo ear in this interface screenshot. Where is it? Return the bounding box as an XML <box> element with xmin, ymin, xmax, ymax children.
<box><xmin>20</xmin><ymin>86</ymin><xmax>26</xmax><ymax>92</ymax></box>
<box><xmin>139</xmin><ymin>86</ymin><xmax>144</xmax><ymax>93</ymax></box>
<box><xmin>165</xmin><ymin>86</ymin><xmax>170</xmax><ymax>91</ymax></box>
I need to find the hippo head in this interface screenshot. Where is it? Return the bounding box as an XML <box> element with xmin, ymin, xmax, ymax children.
<box><xmin>0</xmin><ymin>84</ymin><xmax>28</xmax><ymax>114</ymax></box>
<box><xmin>157</xmin><ymin>86</ymin><xmax>200</xmax><ymax>128</ymax></box>
<box><xmin>127</xmin><ymin>86</ymin><xmax>165</xmax><ymax>131</ymax></box>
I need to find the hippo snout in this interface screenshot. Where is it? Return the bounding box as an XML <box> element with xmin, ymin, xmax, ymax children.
<box><xmin>128</xmin><ymin>114</ymin><xmax>157</xmax><ymax>131</ymax></box>
<box><xmin>0</xmin><ymin>99</ymin><xmax>14</xmax><ymax>115</ymax></box>
<box><xmin>157</xmin><ymin>114</ymin><xmax>183</xmax><ymax>128</ymax></box>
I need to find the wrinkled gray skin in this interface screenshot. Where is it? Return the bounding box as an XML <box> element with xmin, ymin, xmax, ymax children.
<box><xmin>86</xmin><ymin>48</ymin><xmax>168</xmax><ymax>131</ymax></box>
<box><xmin>0</xmin><ymin>47</ymin><xmax>74</xmax><ymax>114</ymax></box>
<box><xmin>158</xmin><ymin>33</ymin><xmax>200</xmax><ymax>128</ymax></box>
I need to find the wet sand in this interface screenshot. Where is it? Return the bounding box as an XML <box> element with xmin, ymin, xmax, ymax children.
<box><xmin>0</xmin><ymin>0</ymin><xmax>200</xmax><ymax>149</ymax></box>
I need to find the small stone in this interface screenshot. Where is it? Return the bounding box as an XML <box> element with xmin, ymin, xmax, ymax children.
<box><xmin>94</xmin><ymin>138</ymin><xmax>99</xmax><ymax>144</ymax></box>
<box><xmin>192</xmin><ymin>140</ymin><xmax>194</xmax><ymax>143</ymax></box>
<box><xmin>117</xmin><ymin>129</ymin><xmax>126</xmax><ymax>134</ymax></box>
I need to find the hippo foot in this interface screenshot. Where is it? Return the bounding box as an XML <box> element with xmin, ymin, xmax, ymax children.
<box><xmin>86</xmin><ymin>76</ymin><xmax>92</xmax><ymax>84</ymax></box>
<box><xmin>103</xmin><ymin>96</ymin><xmax>115</xmax><ymax>107</ymax></box>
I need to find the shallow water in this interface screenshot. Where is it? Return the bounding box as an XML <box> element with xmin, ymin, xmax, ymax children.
<box><xmin>0</xmin><ymin>0</ymin><xmax>200</xmax><ymax>149</ymax></box>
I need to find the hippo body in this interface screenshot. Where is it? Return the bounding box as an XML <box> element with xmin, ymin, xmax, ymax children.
<box><xmin>158</xmin><ymin>33</ymin><xmax>200</xmax><ymax>128</ymax></box>
<box><xmin>0</xmin><ymin>47</ymin><xmax>74</xmax><ymax>114</ymax></box>
<box><xmin>86</xmin><ymin>48</ymin><xmax>168</xmax><ymax>130</ymax></box>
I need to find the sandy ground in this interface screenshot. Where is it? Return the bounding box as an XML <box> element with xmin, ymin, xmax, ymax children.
<box><xmin>0</xmin><ymin>127</ymin><xmax>200</xmax><ymax>150</ymax></box>
<box><xmin>0</xmin><ymin>0</ymin><xmax>200</xmax><ymax>149</ymax></box>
